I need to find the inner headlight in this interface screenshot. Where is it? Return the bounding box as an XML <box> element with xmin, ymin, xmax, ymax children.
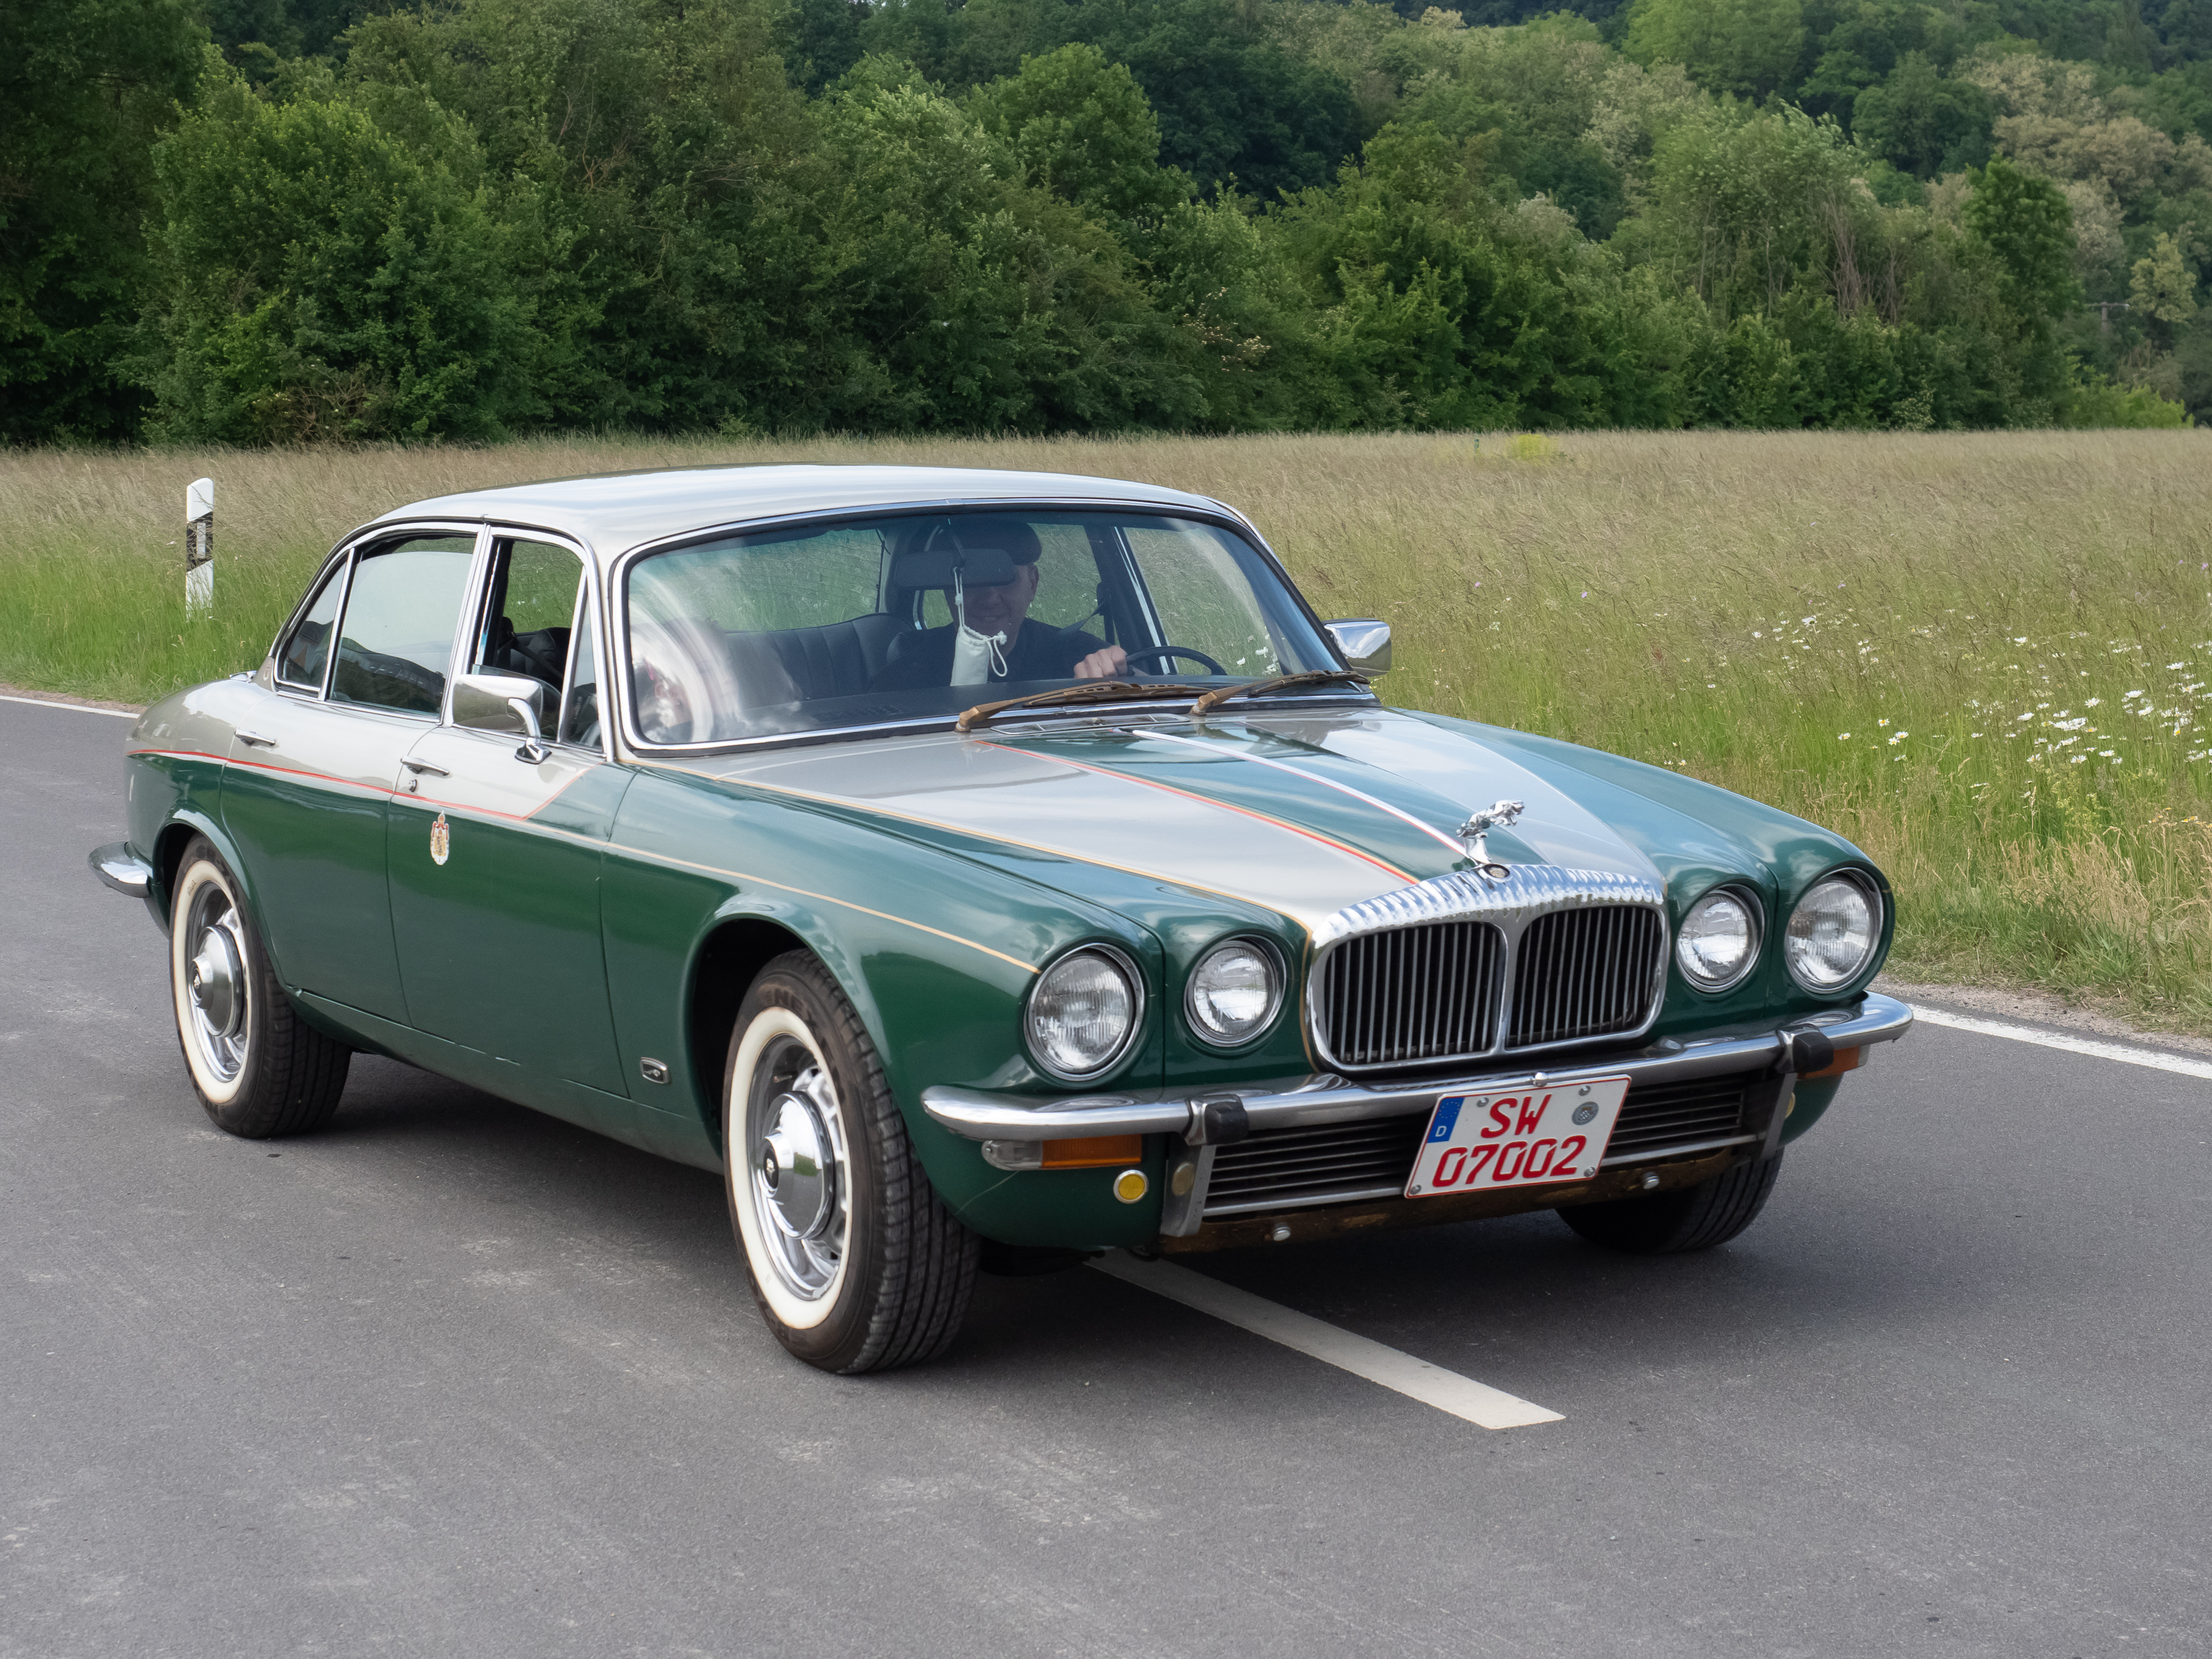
<box><xmin>1026</xmin><ymin>947</ymin><xmax>1141</xmax><ymax>1081</ymax></box>
<box><xmin>1676</xmin><ymin>888</ymin><xmax>1760</xmax><ymax>991</ymax></box>
<box><xmin>1785</xmin><ymin>873</ymin><xmax>1880</xmax><ymax>991</ymax></box>
<box><xmin>1185</xmin><ymin>938</ymin><xmax>1282</xmax><ymax>1047</ymax></box>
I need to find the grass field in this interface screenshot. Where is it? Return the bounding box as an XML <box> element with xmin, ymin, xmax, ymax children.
<box><xmin>9</xmin><ymin>429</ymin><xmax>2212</xmax><ymax>1030</ymax></box>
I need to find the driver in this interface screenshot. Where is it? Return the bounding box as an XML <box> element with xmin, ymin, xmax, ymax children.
<box><xmin>870</xmin><ymin>522</ymin><xmax>1128</xmax><ymax>691</ymax></box>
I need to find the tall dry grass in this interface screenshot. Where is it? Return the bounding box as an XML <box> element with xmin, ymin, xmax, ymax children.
<box><xmin>8</xmin><ymin>428</ymin><xmax>2212</xmax><ymax>1025</ymax></box>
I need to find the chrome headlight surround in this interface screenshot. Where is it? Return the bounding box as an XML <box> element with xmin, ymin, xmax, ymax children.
<box><xmin>1674</xmin><ymin>885</ymin><xmax>1763</xmax><ymax>994</ymax></box>
<box><xmin>1182</xmin><ymin>936</ymin><xmax>1285</xmax><ymax>1051</ymax></box>
<box><xmin>1783</xmin><ymin>870</ymin><xmax>1883</xmax><ymax>994</ymax></box>
<box><xmin>1024</xmin><ymin>945</ymin><xmax>1146</xmax><ymax>1083</ymax></box>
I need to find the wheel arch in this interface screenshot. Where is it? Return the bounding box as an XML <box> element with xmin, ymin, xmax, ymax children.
<box><xmin>152</xmin><ymin>811</ymin><xmax>253</xmax><ymax>939</ymax></box>
<box><xmin>682</xmin><ymin>909</ymin><xmax>871</xmax><ymax>1155</ymax></box>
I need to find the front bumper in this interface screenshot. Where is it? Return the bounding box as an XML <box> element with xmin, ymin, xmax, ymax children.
<box><xmin>921</xmin><ymin>992</ymin><xmax>1914</xmax><ymax>1146</ymax></box>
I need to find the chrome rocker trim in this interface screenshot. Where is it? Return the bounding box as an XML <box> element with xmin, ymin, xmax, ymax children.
<box><xmin>89</xmin><ymin>843</ymin><xmax>154</xmax><ymax>898</ymax></box>
<box><xmin>922</xmin><ymin>991</ymin><xmax>1914</xmax><ymax>1144</ymax></box>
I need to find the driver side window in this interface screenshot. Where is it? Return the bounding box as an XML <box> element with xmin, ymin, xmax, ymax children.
<box><xmin>472</xmin><ymin>538</ymin><xmax>586</xmax><ymax>729</ymax></box>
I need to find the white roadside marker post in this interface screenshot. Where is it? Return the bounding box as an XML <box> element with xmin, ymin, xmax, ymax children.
<box><xmin>185</xmin><ymin>477</ymin><xmax>214</xmax><ymax>618</ymax></box>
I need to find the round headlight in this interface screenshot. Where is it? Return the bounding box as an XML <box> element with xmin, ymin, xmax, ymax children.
<box><xmin>1026</xmin><ymin>947</ymin><xmax>1141</xmax><ymax>1081</ymax></box>
<box><xmin>1676</xmin><ymin>888</ymin><xmax>1760</xmax><ymax>991</ymax></box>
<box><xmin>1785</xmin><ymin>874</ymin><xmax>1880</xmax><ymax>991</ymax></box>
<box><xmin>1185</xmin><ymin>938</ymin><xmax>1282</xmax><ymax>1047</ymax></box>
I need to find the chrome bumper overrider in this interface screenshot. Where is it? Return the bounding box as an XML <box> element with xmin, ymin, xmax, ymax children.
<box><xmin>921</xmin><ymin>993</ymin><xmax>1914</xmax><ymax>1145</ymax></box>
<box><xmin>89</xmin><ymin>843</ymin><xmax>154</xmax><ymax>898</ymax></box>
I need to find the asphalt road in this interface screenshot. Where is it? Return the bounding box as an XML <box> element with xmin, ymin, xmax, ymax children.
<box><xmin>5</xmin><ymin>696</ymin><xmax>2208</xmax><ymax>1659</ymax></box>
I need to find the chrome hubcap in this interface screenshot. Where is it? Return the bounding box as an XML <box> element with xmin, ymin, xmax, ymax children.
<box><xmin>748</xmin><ymin>1038</ymin><xmax>846</xmax><ymax>1301</ymax></box>
<box><xmin>183</xmin><ymin>884</ymin><xmax>250</xmax><ymax>1083</ymax></box>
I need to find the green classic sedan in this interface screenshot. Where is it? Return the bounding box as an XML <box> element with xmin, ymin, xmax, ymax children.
<box><xmin>92</xmin><ymin>465</ymin><xmax>1911</xmax><ymax>1372</ymax></box>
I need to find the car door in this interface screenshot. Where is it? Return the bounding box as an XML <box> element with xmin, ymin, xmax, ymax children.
<box><xmin>387</xmin><ymin>532</ymin><xmax>633</xmax><ymax>1100</ymax></box>
<box><xmin>221</xmin><ymin>530</ymin><xmax>482</xmax><ymax>1023</ymax></box>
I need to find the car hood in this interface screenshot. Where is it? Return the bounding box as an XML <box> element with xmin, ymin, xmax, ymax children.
<box><xmin>655</xmin><ymin>707</ymin><xmax>1853</xmax><ymax>934</ymax></box>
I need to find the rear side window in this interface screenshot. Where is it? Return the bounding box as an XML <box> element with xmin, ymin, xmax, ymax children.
<box><xmin>330</xmin><ymin>536</ymin><xmax>476</xmax><ymax>716</ymax></box>
<box><xmin>277</xmin><ymin>559</ymin><xmax>348</xmax><ymax>692</ymax></box>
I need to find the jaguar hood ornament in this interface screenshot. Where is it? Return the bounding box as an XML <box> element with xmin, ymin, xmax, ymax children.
<box><xmin>1459</xmin><ymin>798</ymin><xmax>1525</xmax><ymax>880</ymax></box>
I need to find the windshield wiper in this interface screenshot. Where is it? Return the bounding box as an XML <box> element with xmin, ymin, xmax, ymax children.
<box><xmin>956</xmin><ymin>680</ymin><xmax>1205</xmax><ymax>733</ymax></box>
<box><xmin>1189</xmin><ymin>669</ymin><xmax>1372</xmax><ymax>718</ymax></box>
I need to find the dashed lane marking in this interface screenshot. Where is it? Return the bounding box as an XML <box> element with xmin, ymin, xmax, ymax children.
<box><xmin>1091</xmin><ymin>1251</ymin><xmax>1563</xmax><ymax>1430</ymax></box>
<box><xmin>1912</xmin><ymin>1004</ymin><xmax>2212</xmax><ymax>1081</ymax></box>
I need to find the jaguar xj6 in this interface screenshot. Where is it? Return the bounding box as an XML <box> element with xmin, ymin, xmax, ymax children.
<box><xmin>92</xmin><ymin>466</ymin><xmax>1912</xmax><ymax>1372</ymax></box>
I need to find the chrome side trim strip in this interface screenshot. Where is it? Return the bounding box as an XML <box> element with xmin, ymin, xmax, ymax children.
<box><xmin>919</xmin><ymin>992</ymin><xmax>1914</xmax><ymax>1142</ymax></box>
<box><xmin>89</xmin><ymin>843</ymin><xmax>153</xmax><ymax>898</ymax></box>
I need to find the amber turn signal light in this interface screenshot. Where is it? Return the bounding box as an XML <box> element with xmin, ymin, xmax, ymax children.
<box><xmin>1040</xmin><ymin>1134</ymin><xmax>1144</xmax><ymax>1169</ymax></box>
<box><xmin>1800</xmin><ymin>1045</ymin><xmax>1863</xmax><ymax>1080</ymax></box>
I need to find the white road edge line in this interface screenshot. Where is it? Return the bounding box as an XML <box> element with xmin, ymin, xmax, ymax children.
<box><xmin>1912</xmin><ymin>1004</ymin><xmax>2212</xmax><ymax>1080</ymax></box>
<box><xmin>1090</xmin><ymin>1252</ymin><xmax>1562</xmax><ymax>1430</ymax></box>
<box><xmin>0</xmin><ymin>693</ymin><xmax>137</xmax><ymax>720</ymax></box>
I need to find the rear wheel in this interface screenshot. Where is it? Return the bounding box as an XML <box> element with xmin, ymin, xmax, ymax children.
<box><xmin>1556</xmin><ymin>1154</ymin><xmax>1783</xmax><ymax>1254</ymax></box>
<box><xmin>168</xmin><ymin>837</ymin><xmax>350</xmax><ymax>1137</ymax></box>
<box><xmin>723</xmin><ymin>952</ymin><xmax>977</xmax><ymax>1373</ymax></box>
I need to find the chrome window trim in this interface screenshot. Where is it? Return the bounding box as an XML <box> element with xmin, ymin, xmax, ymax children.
<box><xmin>1303</xmin><ymin>865</ymin><xmax>1671</xmax><ymax>1075</ymax></box>
<box><xmin>1024</xmin><ymin>943</ymin><xmax>1149</xmax><ymax>1085</ymax></box>
<box><xmin>603</xmin><ymin>497</ymin><xmax>1366</xmax><ymax>758</ymax></box>
<box><xmin>1674</xmin><ymin>883</ymin><xmax>1766</xmax><ymax>996</ymax></box>
<box><xmin>1782</xmin><ymin>867</ymin><xmax>1886</xmax><ymax>995</ymax></box>
<box><xmin>1182</xmin><ymin>934</ymin><xmax>1289</xmax><ymax>1053</ymax></box>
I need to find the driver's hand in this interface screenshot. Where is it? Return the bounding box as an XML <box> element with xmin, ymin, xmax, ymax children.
<box><xmin>1073</xmin><ymin>644</ymin><xmax>1128</xmax><ymax>680</ymax></box>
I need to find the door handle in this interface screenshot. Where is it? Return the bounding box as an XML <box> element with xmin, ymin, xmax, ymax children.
<box><xmin>236</xmin><ymin>729</ymin><xmax>277</xmax><ymax>748</ymax></box>
<box><xmin>402</xmin><ymin>759</ymin><xmax>450</xmax><ymax>777</ymax></box>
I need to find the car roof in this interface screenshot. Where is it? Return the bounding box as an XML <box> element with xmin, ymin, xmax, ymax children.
<box><xmin>364</xmin><ymin>464</ymin><xmax>1235</xmax><ymax>559</ymax></box>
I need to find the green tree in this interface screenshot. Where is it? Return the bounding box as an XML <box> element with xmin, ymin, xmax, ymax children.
<box><xmin>966</xmin><ymin>43</ymin><xmax>1190</xmax><ymax>221</ymax></box>
<box><xmin>1963</xmin><ymin>153</ymin><xmax>2081</xmax><ymax>332</ymax></box>
<box><xmin>137</xmin><ymin>62</ymin><xmax>531</xmax><ymax>441</ymax></box>
<box><xmin>1622</xmin><ymin>0</ymin><xmax>1807</xmax><ymax>101</ymax></box>
<box><xmin>0</xmin><ymin>0</ymin><xmax>204</xmax><ymax>441</ymax></box>
<box><xmin>1850</xmin><ymin>52</ymin><xmax>1994</xmax><ymax>178</ymax></box>
<box><xmin>2130</xmin><ymin>229</ymin><xmax>2200</xmax><ymax>330</ymax></box>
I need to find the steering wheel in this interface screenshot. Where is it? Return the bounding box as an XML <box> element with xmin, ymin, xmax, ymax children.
<box><xmin>1120</xmin><ymin>644</ymin><xmax>1230</xmax><ymax>676</ymax></box>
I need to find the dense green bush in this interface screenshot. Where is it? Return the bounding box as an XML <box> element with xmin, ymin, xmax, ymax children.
<box><xmin>11</xmin><ymin>0</ymin><xmax>2209</xmax><ymax>441</ymax></box>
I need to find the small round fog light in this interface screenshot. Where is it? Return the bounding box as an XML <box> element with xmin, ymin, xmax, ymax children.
<box><xmin>1113</xmin><ymin>1168</ymin><xmax>1149</xmax><ymax>1204</ymax></box>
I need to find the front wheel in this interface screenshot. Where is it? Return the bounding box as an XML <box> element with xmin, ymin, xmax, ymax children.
<box><xmin>168</xmin><ymin>837</ymin><xmax>350</xmax><ymax>1137</ymax></box>
<box><xmin>1555</xmin><ymin>1153</ymin><xmax>1783</xmax><ymax>1254</ymax></box>
<box><xmin>723</xmin><ymin>952</ymin><xmax>977</xmax><ymax>1374</ymax></box>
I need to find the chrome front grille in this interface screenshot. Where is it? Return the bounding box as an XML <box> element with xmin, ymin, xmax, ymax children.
<box><xmin>1315</xmin><ymin>920</ymin><xmax>1503</xmax><ymax>1069</ymax></box>
<box><xmin>1200</xmin><ymin>1070</ymin><xmax>1761</xmax><ymax>1218</ymax></box>
<box><xmin>1308</xmin><ymin>865</ymin><xmax>1668</xmax><ymax>1071</ymax></box>
<box><xmin>1506</xmin><ymin>906</ymin><xmax>1668</xmax><ymax>1048</ymax></box>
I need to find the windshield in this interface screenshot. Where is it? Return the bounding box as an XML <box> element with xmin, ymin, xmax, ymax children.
<box><xmin>621</xmin><ymin>510</ymin><xmax>1345</xmax><ymax>746</ymax></box>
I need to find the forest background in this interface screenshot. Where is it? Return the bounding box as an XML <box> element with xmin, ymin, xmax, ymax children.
<box><xmin>11</xmin><ymin>0</ymin><xmax>2212</xmax><ymax>446</ymax></box>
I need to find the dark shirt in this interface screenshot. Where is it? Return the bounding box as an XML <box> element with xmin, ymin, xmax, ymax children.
<box><xmin>871</xmin><ymin>622</ymin><xmax>1108</xmax><ymax>692</ymax></box>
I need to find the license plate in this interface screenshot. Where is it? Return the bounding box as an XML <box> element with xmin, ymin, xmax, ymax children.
<box><xmin>1404</xmin><ymin>1076</ymin><xmax>1631</xmax><ymax>1199</ymax></box>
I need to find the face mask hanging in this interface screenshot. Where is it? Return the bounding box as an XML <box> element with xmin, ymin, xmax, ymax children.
<box><xmin>948</xmin><ymin>564</ymin><xmax>1008</xmax><ymax>687</ymax></box>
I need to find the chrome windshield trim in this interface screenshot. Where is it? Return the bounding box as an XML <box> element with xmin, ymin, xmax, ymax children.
<box><xmin>920</xmin><ymin>992</ymin><xmax>1914</xmax><ymax>1141</ymax></box>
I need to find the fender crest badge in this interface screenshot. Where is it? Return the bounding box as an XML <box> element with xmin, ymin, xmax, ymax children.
<box><xmin>429</xmin><ymin>812</ymin><xmax>451</xmax><ymax>867</ymax></box>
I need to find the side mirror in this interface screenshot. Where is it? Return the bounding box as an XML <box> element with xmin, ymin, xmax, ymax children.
<box><xmin>453</xmin><ymin>672</ymin><xmax>550</xmax><ymax>762</ymax></box>
<box><xmin>1323</xmin><ymin>618</ymin><xmax>1392</xmax><ymax>675</ymax></box>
